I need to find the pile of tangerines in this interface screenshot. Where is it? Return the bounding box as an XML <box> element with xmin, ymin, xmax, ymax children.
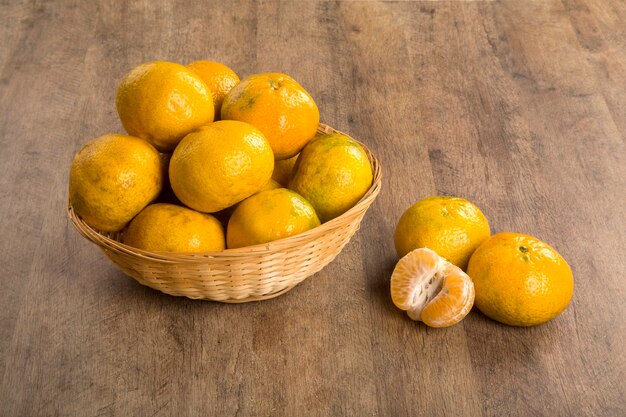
<box><xmin>69</xmin><ymin>60</ymin><xmax>574</xmax><ymax>329</ymax></box>
<box><xmin>391</xmin><ymin>196</ymin><xmax>574</xmax><ymax>328</ymax></box>
<box><xmin>69</xmin><ymin>61</ymin><xmax>373</xmax><ymax>254</ymax></box>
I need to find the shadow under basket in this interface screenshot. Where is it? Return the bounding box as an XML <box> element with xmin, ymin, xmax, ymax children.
<box><xmin>68</xmin><ymin>123</ymin><xmax>383</xmax><ymax>303</ymax></box>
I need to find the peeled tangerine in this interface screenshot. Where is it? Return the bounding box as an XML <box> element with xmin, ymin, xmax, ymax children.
<box><xmin>390</xmin><ymin>248</ymin><xmax>475</xmax><ymax>327</ymax></box>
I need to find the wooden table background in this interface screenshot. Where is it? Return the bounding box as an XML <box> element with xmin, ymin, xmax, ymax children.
<box><xmin>1</xmin><ymin>0</ymin><xmax>625</xmax><ymax>416</ymax></box>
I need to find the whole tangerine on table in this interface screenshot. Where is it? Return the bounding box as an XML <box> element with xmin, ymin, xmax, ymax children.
<box><xmin>467</xmin><ymin>232</ymin><xmax>574</xmax><ymax>326</ymax></box>
<box><xmin>394</xmin><ymin>196</ymin><xmax>490</xmax><ymax>270</ymax></box>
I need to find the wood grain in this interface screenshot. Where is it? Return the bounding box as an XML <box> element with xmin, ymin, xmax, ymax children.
<box><xmin>1</xmin><ymin>1</ymin><xmax>625</xmax><ymax>416</ymax></box>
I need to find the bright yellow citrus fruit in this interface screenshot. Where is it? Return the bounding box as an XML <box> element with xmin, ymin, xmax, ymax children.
<box><xmin>289</xmin><ymin>134</ymin><xmax>373</xmax><ymax>222</ymax></box>
<box><xmin>391</xmin><ymin>248</ymin><xmax>475</xmax><ymax>327</ymax></box>
<box><xmin>169</xmin><ymin>120</ymin><xmax>274</xmax><ymax>213</ymax></box>
<box><xmin>221</xmin><ymin>73</ymin><xmax>319</xmax><ymax>160</ymax></box>
<box><xmin>69</xmin><ymin>134</ymin><xmax>162</xmax><ymax>231</ymax></box>
<box><xmin>467</xmin><ymin>232</ymin><xmax>574</xmax><ymax>326</ymax></box>
<box><xmin>394</xmin><ymin>196</ymin><xmax>490</xmax><ymax>270</ymax></box>
<box><xmin>124</xmin><ymin>203</ymin><xmax>225</xmax><ymax>252</ymax></box>
<box><xmin>271</xmin><ymin>154</ymin><xmax>298</xmax><ymax>186</ymax></box>
<box><xmin>116</xmin><ymin>61</ymin><xmax>214</xmax><ymax>152</ymax></box>
<box><xmin>226</xmin><ymin>188</ymin><xmax>320</xmax><ymax>249</ymax></box>
<box><xmin>186</xmin><ymin>60</ymin><xmax>240</xmax><ymax>118</ymax></box>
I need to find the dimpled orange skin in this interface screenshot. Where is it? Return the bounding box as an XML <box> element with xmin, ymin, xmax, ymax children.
<box><xmin>467</xmin><ymin>232</ymin><xmax>574</xmax><ymax>327</ymax></box>
<box><xmin>289</xmin><ymin>134</ymin><xmax>373</xmax><ymax>223</ymax></box>
<box><xmin>227</xmin><ymin>188</ymin><xmax>321</xmax><ymax>249</ymax></box>
<box><xmin>124</xmin><ymin>203</ymin><xmax>225</xmax><ymax>253</ymax></box>
<box><xmin>69</xmin><ymin>134</ymin><xmax>162</xmax><ymax>232</ymax></box>
<box><xmin>116</xmin><ymin>61</ymin><xmax>214</xmax><ymax>152</ymax></box>
<box><xmin>186</xmin><ymin>61</ymin><xmax>240</xmax><ymax>118</ymax></box>
<box><xmin>221</xmin><ymin>73</ymin><xmax>319</xmax><ymax>160</ymax></box>
<box><xmin>169</xmin><ymin>120</ymin><xmax>274</xmax><ymax>213</ymax></box>
<box><xmin>394</xmin><ymin>196</ymin><xmax>490</xmax><ymax>270</ymax></box>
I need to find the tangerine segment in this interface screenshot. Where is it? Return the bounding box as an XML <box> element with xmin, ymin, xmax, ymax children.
<box><xmin>391</xmin><ymin>248</ymin><xmax>475</xmax><ymax>327</ymax></box>
<box><xmin>391</xmin><ymin>247</ymin><xmax>441</xmax><ymax>311</ymax></box>
<box><xmin>419</xmin><ymin>269</ymin><xmax>475</xmax><ymax>327</ymax></box>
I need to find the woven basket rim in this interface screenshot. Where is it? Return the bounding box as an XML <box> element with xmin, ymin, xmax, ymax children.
<box><xmin>68</xmin><ymin>122</ymin><xmax>382</xmax><ymax>263</ymax></box>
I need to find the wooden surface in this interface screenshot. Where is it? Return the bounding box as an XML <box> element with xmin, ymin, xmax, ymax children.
<box><xmin>1</xmin><ymin>1</ymin><xmax>625</xmax><ymax>415</ymax></box>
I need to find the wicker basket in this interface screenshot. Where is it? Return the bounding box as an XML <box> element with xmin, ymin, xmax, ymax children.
<box><xmin>68</xmin><ymin>123</ymin><xmax>382</xmax><ymax>302</ymax></box>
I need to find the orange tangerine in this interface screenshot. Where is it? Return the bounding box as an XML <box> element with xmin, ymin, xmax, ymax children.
<box><xmin>467</xmin><ymin>232</ymin><xmax>574</xmax><ymax>326</ymax></box>
<box><xmin>186</xmin><ymin>60</ymin><xmax>240</xmax><ymax>118</ymax></box>
<box><xmin>221</xmin><ymin>73</ymin><xmax>319</xmax><ymax>160</ymax></box>
<box><xmin>115</xmin><ymin>61</ymin><xmax>215</xmax><ymax>152</ymax></box>
<box><xmin>226</xmin><ymin>188</ymin><xmax>320</xmax><ymax>249</ymax></box>
<box><xmin>390</xmin><ymin>247</ymin><xmax>475</xmax><ymax>327</ymax></box>
<box><xmin>169</xmin><ymin>120</ymin><xmax>274</xmax><ymax>213</ymax></box>
<box><xmin>394</xmin><ymin>196</ymin><xmax>490</xmax><ymax>270</ymax></box>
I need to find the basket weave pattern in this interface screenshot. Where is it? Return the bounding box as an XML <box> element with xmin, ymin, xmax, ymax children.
<box><xmin>68</xmin><ymin>124</ymin><xmax>382</xmax><ymax>302</ymax></box>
